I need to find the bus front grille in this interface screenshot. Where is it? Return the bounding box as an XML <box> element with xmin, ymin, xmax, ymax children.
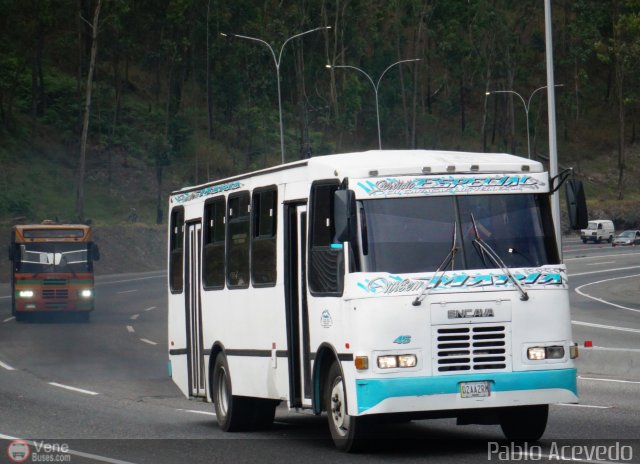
<box><xmin>43</xmin><ymin>289</ymin><xmax>69</xmax><ymax>300</ymax></box>
<box><xmin>433</xmin><ymin>325</ymin><xmax>510</xmax><ymax>374</ymax></box>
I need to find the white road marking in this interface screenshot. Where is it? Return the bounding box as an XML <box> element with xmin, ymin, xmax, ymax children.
<box><xmin>557</xmin><ymin>403</ymin><xmax>611</xmax><ymax>409</ymax></box>
<box><xmin>144</xmin><ymin>306</ymin><xmax>156</xmax><ymax>312</ymax></box>
<box><xmin>569</xmin><ymin>266</ymin><xmax>640</xmax><ymax>277</ymax></box>
<box><xmin>572</xmin><ymin>320</ymin><xmax>640</xmax><ymax>334</ymax></box>
<box><xmin>177</xmin><ymin>408</ymin><xmax>216</xmax><ymax>416</ymax></box>
<box><xmin>579</xmin><ymin>376</ymin><xmax>640</xmax><ymax>385</ymax></box>
<box><xmin>574</xmin><ymin>274</ymin><xmax>640</xmax><ymax>314</ymax></box>
<box><xmin>117</xmin><ymin>289</ymin><xmax>138</xmax><ymax>294</ymax></box>
<box><xmin>48</xmin><ymin>382</ymin><xmax>99</xmax><ymax>396</ymax></box>
<box><xmin>140</xmin><ymin>338</ymin><xmax>157</xmax><ymax>346</ymax></box>
<box><xmin>0</xmin><ymin>433</ymin><xmax>138</xmax><ymax>464</ymax></box>
<box><xmin>564</xmin><ymin>250</ymin><xmax>640</xmax><ymax>262</ymax></box>
<box><xmin>585</xmin><ymin>261</ymin><xmax>615</xmax><ymax>266</ymax></box>
<box><xmin>0</xmin><ymin>359</ymin><xmax>15</xmax><ymax>371</ymax></box>
<box><xmin>130</xmin><ymin>314</ymin><xmax>139</xmax><ymax>320</ymax></box>
<box><xmin>126</xmin><ymin>325</ymin><xmax>135</xmax><ymax>333</ymax></box>
<box><xmin>3</xmin><ymin>316</ymin><xmax>15</xmax><ymax>323</ymax></box>
<box><xmin>0</xmin><ymin>296</ymin><xmax>11</xmax><ymax>300</ymax></box>
<box><xmin>96</xmin><ymin>274</ymin><xmax>164</xmax><ymax>285</ymax></box>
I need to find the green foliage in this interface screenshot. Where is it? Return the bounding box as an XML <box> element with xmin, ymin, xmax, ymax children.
<box><xmin>0</xmin><ymin>0</ymin><xmax>639</xmax><ymax>225</ymax></box>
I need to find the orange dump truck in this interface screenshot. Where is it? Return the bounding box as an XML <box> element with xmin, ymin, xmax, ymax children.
<box><xmin>9</xmin><ymin>223</ymin><xmax>100</xmax><ymax>322</ymax></box>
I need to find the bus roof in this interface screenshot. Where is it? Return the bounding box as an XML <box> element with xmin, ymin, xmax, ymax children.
<box><xmin>12</xmin><ymin>224</ymin><xmax>92</xmax><ymax>242</ymax></box>
<box><xmin>171</xmin><ymin>150</ymin><xmax>543</xmax><ymax>197</ymax></box>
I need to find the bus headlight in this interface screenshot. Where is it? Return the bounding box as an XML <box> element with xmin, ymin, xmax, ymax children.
<box><xmin>377</xmin><ymin>354</ymin><xmax>417</xmax><ymax>369</ymax></box>
<box><xmin>377</xmin><ymin>356</ymin><xmax>398</xmax><ymax>369</ymax></box>
<box><xmin>79</xmin><ymin>289</ymin><xmax>93</xmax><ymax>299</ymax></box>
<box><xmin>398</xmin><ymin>354</ymin><xmax>417</xmax><ymax>368</ymax></box>
<box><xmin>546</xmin><ymin>346</ymin><xmax>565</xmax><ymax>359</ymax></box>
<box><xmin>18</xmin><ymin>290</ymin><xmax>34</xmax><ymax>298</ymax></box>
<box><xmin>527</xmin><ymin>346</ymin><xmax>565</xmax><ymax>360</ymax></box>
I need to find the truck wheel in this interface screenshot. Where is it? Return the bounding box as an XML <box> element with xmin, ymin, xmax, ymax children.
<box><xmin>500</xmin><ymin>405</ymin><xmax>548</xmax><ymax>442</ymax></box>
<box><xmin>325</xmin><ymin>361</ymin><xmax>368</xmax><ymax>452</ymax></box>
<box><xmin>212</xmin><ymin>354</ymin><xmax>251</xmax><ymax>432</ymax></box>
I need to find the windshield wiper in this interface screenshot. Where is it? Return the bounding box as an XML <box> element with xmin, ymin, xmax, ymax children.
<box><xmin>470</xmin><ymin>214</ymin><xmax>529</xmax><ymax>301</ymax></box>
<box><xmin>412</xmin><ymin>222</ymin><xmax>458</xmax><ymax>307</ymax></box>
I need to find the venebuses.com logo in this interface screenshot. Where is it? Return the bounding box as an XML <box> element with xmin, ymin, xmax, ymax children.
<box><xmin>6</xmin><ymin>439</ymin><xmax>71</xmax><ymax>463</ymax></box>
<box><xmin>7</xmin><ymin>440</ymin><xmax>30</xmax><ymax>463</ymax></box>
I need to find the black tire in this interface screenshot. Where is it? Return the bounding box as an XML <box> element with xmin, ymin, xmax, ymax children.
<box><xmin>212</xmin><ymin>354</ymin><xmax>251</xmax><ymax>432</ymax></box>
<box><xmin>500</xmin><ymin>405</ymin><xmax>548</xmax><ymax>442</ymax></box>
<box><xmin>325</xmin><ymin>361</ymin><xmax>369</xmax><ymax>452</ymax></box>
<box><xmin>608</xmin><ymin>235</ymin><xmax>613</xmax><ymax>243</ymax></box>
<box><xmin>250</xmin><ymin>398</ymin><xmax>278</xmax><ymax>430</ymax></box>
<box><xmin>581</xmin><ymin>239</ymin><xmax>586</xmax><ymax>244</ymax></box>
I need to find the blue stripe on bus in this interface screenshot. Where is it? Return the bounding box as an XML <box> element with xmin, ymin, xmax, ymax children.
<box><xmin>355</xmin><ymin>368</ymin><xmax>577</xmax><ymax>414</ymax></box>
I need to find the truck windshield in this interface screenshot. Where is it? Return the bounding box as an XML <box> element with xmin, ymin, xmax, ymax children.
<box><xmin>357</xmin><ymin>193</ymin><xmax>558</xmax><ymax>274</ymax></box>
<box><xmin>15</xmin><ymin>243</ymin><xmax>93</xmax><ymax>273</ymax></box>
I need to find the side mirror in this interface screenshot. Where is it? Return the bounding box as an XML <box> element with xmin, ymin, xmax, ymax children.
<box><xmin>565</xmin><ymin>179</ymin><xmax>588</xmax><ymax>230</ymax></box>
<box><xmin>92</xmin><ymin>243</ymin><xmax>101</xmax><ymax>261</ymax></box>
<box><xmin>334</xmin><ymin>190</ymin><xmax>357</xmax><ymax>243</ymax></box>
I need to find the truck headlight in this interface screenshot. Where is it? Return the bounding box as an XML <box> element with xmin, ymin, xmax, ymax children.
<box><xmin>18</xmin><ymin>290</ymin><xmax>34</xmax><ymax>298</ymax></box>
<box><xmin>79</xmin><ymin>289</ymin><xmax>93</xmax><ymax>298</ymax></box>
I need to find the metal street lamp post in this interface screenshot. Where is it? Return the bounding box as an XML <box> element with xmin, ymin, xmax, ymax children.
<box><xmin>485</xmin><ymin>85</ymin><xmax>563</xmax><ymax>159</ymax></box>
<box><xmin>221</xmin><ymin>27</ymin><xmax>330</xmax><ymax>165</ymax></box>
<box><xmin>326</xmin><ymin>59</ymin><xmax>420</xmax><ymax>149</ymax></box>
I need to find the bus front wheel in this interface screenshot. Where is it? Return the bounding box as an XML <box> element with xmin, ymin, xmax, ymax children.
<box><xmin>325</xmin><ymin>361</ymin><xmax>369</xmax><ymax>452</ymax></box>
<box><xmin>499</xmin><ymin>404</ymin><xmax>548</xmax><ymax>442</ymax></box>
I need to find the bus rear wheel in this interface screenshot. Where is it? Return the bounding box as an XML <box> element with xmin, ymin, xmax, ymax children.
<box><xmin>499</xmin><ymin>404</ymin><xmax>548</xmax><ymax>442</ymax></box>
<box><xmin>212</xmin><ymin>354</ymin><xmax>251</xmax><ymax>432</ymax></box>
<box><xmin>325</xmin><ymin>361</ymin><xmax>369</xmax><ymax>452</ymax></box>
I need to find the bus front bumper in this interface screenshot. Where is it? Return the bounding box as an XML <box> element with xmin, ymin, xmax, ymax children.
<box><xmin>355</xmin><ymin>368</ymin><xmax>577</xmax><ymax>415</ymax></box>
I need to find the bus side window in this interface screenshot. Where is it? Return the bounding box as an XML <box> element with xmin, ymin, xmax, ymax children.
<box><xmin>308</xmin><ymin>180</ymin><xmax>343</xmax><ymax>296</ymax></box>
<box><xmin>169</xmin><ymin>206</ymin><xmax>184</xmax><ymax>293</ymax></box>
<box><xmin>203</xmin><ymin>197</ymin><xmax>226</xmax><ymax>290</ymax></box>
<box><xmin>227</xmin><ymin>192</ymin><xmax>250</xmax><ymax>288</ymax></box>
<box><xmin>252</xmin><ymin>187</ymin><xmax>277</xmax><ymax>286</ymax></box>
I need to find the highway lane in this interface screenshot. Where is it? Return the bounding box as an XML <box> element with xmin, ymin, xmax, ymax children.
<box><xmin>1</xmin><ymin>251</ymin><xmax>639</xmax><ymax>463</ymax></box>
<box><xmin>564</xmin><ymin>237</ymin><xmax>640</xmax><ymax>352</ymax></box>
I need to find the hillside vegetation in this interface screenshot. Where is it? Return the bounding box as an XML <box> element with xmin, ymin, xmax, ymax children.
<box><xmin>1</xmin><ymin>0</ymin><xmax>640</xmax><ymax>274</ymax></box>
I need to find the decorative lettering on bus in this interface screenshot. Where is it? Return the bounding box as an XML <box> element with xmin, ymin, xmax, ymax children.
<box><xmin>171</xmin><ymin>181</ymin><xmax>243</xmax><ymax>204</ymax></box>
<box><xmin>357</xmin><ymin>271</ymin><xmax>564</xmax><ymax>295</ymax></box>
<box><xmin>448</xmin><ymin>308</ymin><xmax>495</xmax><ymax>319</ymax></box>
<box><xmin>356</xmin><ymin>175</ymin><xmax>544</xmax><ymax>197</ymax></box>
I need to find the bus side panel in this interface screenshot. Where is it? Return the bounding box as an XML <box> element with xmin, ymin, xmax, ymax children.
<box><xmin>202</xmin><ymin>286</ymin><xmax>290</xmax><ymax>400</ymax></box>
<box><xmin>168</xmin><ymin>285</ymin><xmax>189</xmax><ymax>398</ymax></box>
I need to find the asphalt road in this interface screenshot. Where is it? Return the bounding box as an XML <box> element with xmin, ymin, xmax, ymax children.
<box><xmin>0</xmin><ymin>240</ymin><xmax>639</xmax><ymax>464</ymax></box>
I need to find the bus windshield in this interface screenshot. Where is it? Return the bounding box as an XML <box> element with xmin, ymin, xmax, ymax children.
<box><xmin>357</xmin><ymin>193</ymin><xmax>558</xmax><ymax>274</ymax></box>
<box><xmin>15</xmin><ymin>243</ymin><xmax>93</xmax><ymax>273</ymax></box>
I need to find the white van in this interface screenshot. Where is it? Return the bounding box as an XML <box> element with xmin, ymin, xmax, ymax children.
<box><xmin>581</xmin><ymin>219</ymin><xmax>615</xmax><ymax>243</ymax></box>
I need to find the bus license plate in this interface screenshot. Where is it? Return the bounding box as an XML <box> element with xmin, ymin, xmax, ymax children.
<box><xmin>460</xmin><ymin>381</ymin><xmax>490</xmax><ymax>398</ymax></box>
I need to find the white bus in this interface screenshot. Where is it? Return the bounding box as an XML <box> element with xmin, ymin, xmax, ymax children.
<box><xmin>167</xmin><ymin>149</ymin><xmax>587</xmax><ymax>451</ymax></box>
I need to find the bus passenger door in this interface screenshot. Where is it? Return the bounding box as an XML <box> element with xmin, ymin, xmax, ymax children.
<box><xmin>185</xmin><ymin>221</ymin><xmax>206</xmax><ymax>398</ymax></box>
<box><xmin>285</xmin><ymin>204</ymin><xmax>312</xmax><ymax>408</ymax></box>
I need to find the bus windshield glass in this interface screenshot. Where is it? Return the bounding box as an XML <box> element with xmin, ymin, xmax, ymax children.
<box><xmin>16</xmin><ymin>243</ymin><xmax>93</xmax><ymax>273</ymax></box>
<box><xmin>357</xmin><ymin>193</ymin><xmax>558</xmax><ymax>274</ymax></box>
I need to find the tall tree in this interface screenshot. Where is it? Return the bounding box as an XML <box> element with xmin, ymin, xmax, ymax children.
<box><xmin>76</xmin><ymin>0</ymin><xmax>102</xmax><ymax>222</ymax></box>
